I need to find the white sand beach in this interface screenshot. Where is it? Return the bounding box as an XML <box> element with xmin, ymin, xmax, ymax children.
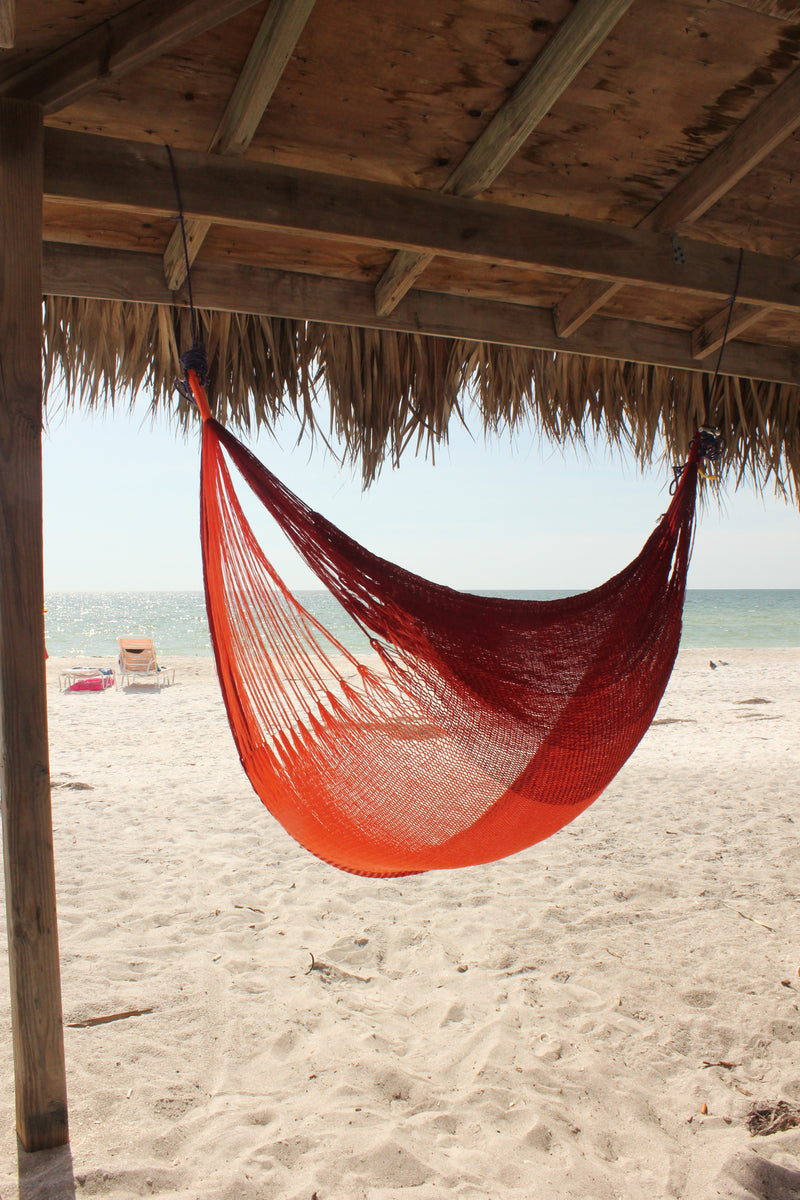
<box><xmin>1</xmin><ymin>649</ymin><xmax>799</xmax><ymax>1199</ymax></box>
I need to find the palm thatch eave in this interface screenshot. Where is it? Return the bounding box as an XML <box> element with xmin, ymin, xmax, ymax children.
<box><xmin>42</xmin><ymin>295</ymin><xmax>800</xmax><ymax>501</ymax></box>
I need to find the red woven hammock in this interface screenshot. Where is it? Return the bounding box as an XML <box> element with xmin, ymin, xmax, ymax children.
<box><xmin>190</xmin><ymin>372</ymin><xmax>702</xmax><ymax>877</ymax></box>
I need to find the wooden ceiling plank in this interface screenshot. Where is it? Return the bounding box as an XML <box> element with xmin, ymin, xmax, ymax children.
<box><xmin>0</xmin><ymin>0</ymin><xmax>262</xmax><ymax>114</ymax></box>
<box><xmin>44</xmin><ymin>129</ymin><xmax>800</xmax><ymax>317</ymax></box>
<box><xmin>0</xmin><ymin>0</ymin><xmax>14</xmax><ymax>50</ymax></box>
<box><xmin>374</xmin><ymin>0</ymin><xmax>635</xmax><ymax>317</ymax></box>
<box><xmin>42</xmin><ymin>242</ymin><xmax>800</xmax><ymax>388</ymax></box>
<box><xmin>643</xmin><ymin>64</ymin><xmax>800</xmax><ymax>234</ymax></box>
<box><xmin>692</xmin><ymin>301</ymin><xmax>767</xmax><ymax>360</ymax></box>
<box><xmin>555</xmin><ymin>62</ymin><xmax>800</xmax><ymax>337</ymax></box>
<box><xmin>442</xmin><ymin>0</ymin><xmax>635</xmax><ymax>199</ymax></box>
<box><xmin>209</xmin><ymin>0</ymin><xmax>316</xmax><ymax>157</ymax></box>
<box><xmin>164</xmin><ymin>0</ymin><xmax>316</xmax><ymax>290</ymax></box>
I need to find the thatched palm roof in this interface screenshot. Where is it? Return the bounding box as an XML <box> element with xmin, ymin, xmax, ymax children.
<box><xmin>45</xmin><ymin>297</ymin><xmax>800</xmax><ymax>494</ymax></box>
<box><xmin>8</xmin><ymin>0</ymin><xmax>800</xmax><ymax>495</ymax></box>
<box><xmin>45</xmin><ymin>297</ymin><xmax>800</xmax><ymax>496</ymax></box>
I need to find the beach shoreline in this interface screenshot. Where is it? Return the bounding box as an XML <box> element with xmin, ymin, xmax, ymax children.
<box><xmin>1</xmin><ymin>648</ymin><xmax>799</xmax><ymax>1198</ymax></box>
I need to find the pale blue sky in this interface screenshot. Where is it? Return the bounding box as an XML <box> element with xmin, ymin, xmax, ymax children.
<box><xmin>42</xmin><ymin>398</ymin><xmax>800</xmax><ymax>592</ymax></box>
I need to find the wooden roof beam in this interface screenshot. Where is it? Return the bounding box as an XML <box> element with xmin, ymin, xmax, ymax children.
<box><xmin>43</xmin><ymin>129</ymin><xmax>800</xmax><ymax>318</ymax></box>
<box><xmin>0</xmin><ymin>0</ymin><xmax>262</xmax><ymax>113</ymax></box>
<box><xmin>691</xmin><ymin>301</ymin><xmax>766</xmax><ymax>360</ymax></box>
<box><xmin>42</xmin><ymin>242</ymin><xmax>800</xmax><ymax>388</ymax></box>
<box><xmin>554</xmin><ymin>61</ymin><xmax>800</xmax><ymax>338</ymax></box>
<box><xmin>0</xmin><ymin>1</ymin><xmax>14</xmax><ymax>50</ymax></box>
<box><xmin>164</xmin><ymin>0</ymin><xmax>316</xmax><ymax>291</ymax></box>
<box><xmin>374</xmin><ymin>0</ymin><xmax>634</xmax><ymax>317</ymax></box>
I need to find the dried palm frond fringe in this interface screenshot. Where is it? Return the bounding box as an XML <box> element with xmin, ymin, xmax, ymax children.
<box><xmin>43</xmin><ymin>296</ymin><xmax>800</xmax><ymax>500</ymax></box>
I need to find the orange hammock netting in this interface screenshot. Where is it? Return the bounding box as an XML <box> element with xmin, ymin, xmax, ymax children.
<box><xmin>189</xmin><ymin>369</ymin><xmax>706</xmax><ymax>878</ymax></box>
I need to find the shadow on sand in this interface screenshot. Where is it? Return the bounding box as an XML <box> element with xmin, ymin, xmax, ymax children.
<box><xmin>17</xmin><ymin>1141</ymin><xmax>76</xmax><ymax>1200</ymax></box>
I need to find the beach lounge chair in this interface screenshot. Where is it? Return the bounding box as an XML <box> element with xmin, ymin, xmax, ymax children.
<box><xmin>59</xmin><ymin>667</ymin><xmax>115</xmax><ymax>693</ymax></box>
<box><xmin>118</xmin><ymin>638</ymin><xmax>175</xmax><ymax>688</ymax></box>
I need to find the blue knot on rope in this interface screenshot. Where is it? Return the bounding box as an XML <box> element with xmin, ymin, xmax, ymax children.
<box><xmin>180</xmin><ymin>340</ymin><xmax>209</xmax><ymax>389</ymax></box>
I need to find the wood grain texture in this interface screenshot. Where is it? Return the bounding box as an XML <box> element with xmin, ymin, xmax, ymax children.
<box><xmin>0</xmin><ymin>0</ymin><xmax>14</xmax><ymax>49</ymax></box>
<box><xmin>554</xmin><ymin>61</ymin><xmax>800</xmax><ymax>336</ymax></box>
<box><xmin>554</xmin><ymin>279</ymin><xmax>623</xmax><ymax>338</ymax></box>
<box><xmin>643</xmin><ymin>63</ymin><xmax>800</xmax><ymax>234</ymax></box>
<box><xmin>42</xmin><ymin>241</ymin><xmax>800</xmax><ymax>386</ymax></box>
<box><xmin>691</xmin><ymin>300</ymin><xmax>768</xmax><ymax>360</ymax></box>
<box><xmin>28</xmin><ymin>0</ymin><xmax>792</xmax><ymax>219</ymax></box>
<box><xmin>375</xmin><ymin>0</ymin><xmax>634</xmax><ymax>315</ymax></box>
<box><xmin>209</xmin><ymin>0</ymin><xmax>316</xmax><ymax>157</ymax></box>
<box><xmin>165</xmin><ymin>0</ymin><xmax>316</xmax><ymax>289</ymax></box>
<box><xmin>718</xmin><ymin>0</ymin><xmax>800</xmax><ymax>17</ymax></box>
<box><xmin>164</xmin><ymin>217</ymin><xmax>212</xmax><ymax>291</ymax></box>
<box><xmin>0</xmin><ymin>0</ymin><xmax>261</xmax><ymax>113</ymax></box>
<box><xmin>43</xmin><ymin>129</ymin><xmax>800</xmax><ymax>316</ymax></box>
<box><xmin>0</xmin><ymin>99</ymin><xmax>68</xmax><ymax>1152</ymax></box>
<box><xmin>443</xmin><ymin>0</ymin><xmax>635</xmax><ymax>200</ymax></box>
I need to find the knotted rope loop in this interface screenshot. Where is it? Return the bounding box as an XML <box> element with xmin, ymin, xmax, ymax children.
<box><xmin>175</xmin><ymin>339</ymin><xmax>212</xmax><ymax>419</ymax></box>
<box><xmin>180</xmin><ymin>340</ymin><xmax>210</xmax><ymax>389</ymax></box>
<box><xmin>179</xmin><ymin>344</ymin><xmax>213</xmax><ymax>422</ymax></box>
<box><xmin>670</xmin><ymin>427</ymin><xmax>725</xmax><ymax>493</ymax></box>
<box><xmin>693</xmin><ymin>426</ymin><xmax>725</xmax><ymax>465</ymax></box>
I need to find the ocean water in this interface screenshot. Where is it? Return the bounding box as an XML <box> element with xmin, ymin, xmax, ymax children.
<box><xmin>43</xmin><ymin>589</ymin><xmax>800</xmax><ymax>659</ymax></box>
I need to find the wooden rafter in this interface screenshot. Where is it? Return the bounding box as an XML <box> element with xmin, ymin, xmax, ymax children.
<box><xmin>554</xmin><ymin>61</ymin><xmax>800</xmax><ymax>338</ymax></box>
<box><xmin>0</xmin><ymin>0</ymin><xmax>261</xmax><ymax>114</ymax></box>
<box><xmin>43</xmin><ymin>242</ymin><xmax>800</xmax><ymax>388</ymax></box>
<box><xmin>373</xmin><ymin>0</ymin><xmax>634</xmax><ymax>317</ymax></box>
<box><xmin>164</xmin><ymin>0</ymin><xmax>316</xmax><ymax>291</ymax></box>
<box><xmin>0</xmin><ymin>0</ymin><xmax>14</xmax><ymax>50</ymax></box>
<box><xmin>691</xmin><ymin>301</ymin><xmax>767</xmax><ymax>360</ymax></box>
<box><xmin>43</xmin><ymin>129</ymin><xmax>800</xmax><ymax>318</ymax></box>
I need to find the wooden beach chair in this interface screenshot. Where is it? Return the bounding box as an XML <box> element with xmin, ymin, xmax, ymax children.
<box><xmin>118</xmin><ymin>638</ymin><xmax>175</xmax><ymax>688</ymax></box>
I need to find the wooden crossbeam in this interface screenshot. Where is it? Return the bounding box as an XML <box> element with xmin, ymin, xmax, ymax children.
<box><xmin>0</xmin><ymin>0</ymin><xmax>14</xmax><ymax>49</ymax></box>
<box><xmin>42</xmin><ymin>242</ymin><xmax>800</xmax><ymax>387</ymax></box>
<box><xmin>691</xmin><ymin>301</ymin><xmax>766</xmax><ymax>360</ymax></box>
<box><xmin>553</xmin><ymin>279</ymin><xmax>623</xmax><ymax>338</ymax></box>
<box><xmin>554</xmin><ymin>62</ymin><xmax>800</xmax><ymax>338</ymax></box>
<box><xmin>0</xmin><ymin>0</ymin><xmax>261</xmax><ymax>113</ymax></box>
<box><xmin>374</xmin><ymin>0</ymin><xmax>634</xmax><ymax>317</ymax></box>
<box><xmin>1</xmin><ymin>100</ymin><xmax>68</xmax><ymax>1153</ymax></box>
<box><xmin>208</xmin><ymin>0</ymin><xmax>315</xmax><ymax>157</ymax></box>
<box><xmin>164</xmin><ymin>0</ymin><xmax>316</xmax><ymax>291</ymax></box>
<box><xmin>43</xmin><ymin>128</ymin><xmax>800</xmax><ymax>317</ymax></box>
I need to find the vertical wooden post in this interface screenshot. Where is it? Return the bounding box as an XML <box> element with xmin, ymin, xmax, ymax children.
<box><xmin>0</xmin><ymin>99</ymin><xmax>69</xmax><ymax>1151</ymax></box>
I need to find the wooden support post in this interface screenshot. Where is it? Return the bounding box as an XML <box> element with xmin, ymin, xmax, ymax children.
<box><xmin>0</xmin><ymin>99</ymin><xmax>68</xmax><ymax>1151</ymax></box>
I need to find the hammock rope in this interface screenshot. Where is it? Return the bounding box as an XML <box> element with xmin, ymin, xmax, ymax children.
<box><xmin>185</xmin><ymin>366</ymin><xmax>713</xmax><ymax>877</ymax></box>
